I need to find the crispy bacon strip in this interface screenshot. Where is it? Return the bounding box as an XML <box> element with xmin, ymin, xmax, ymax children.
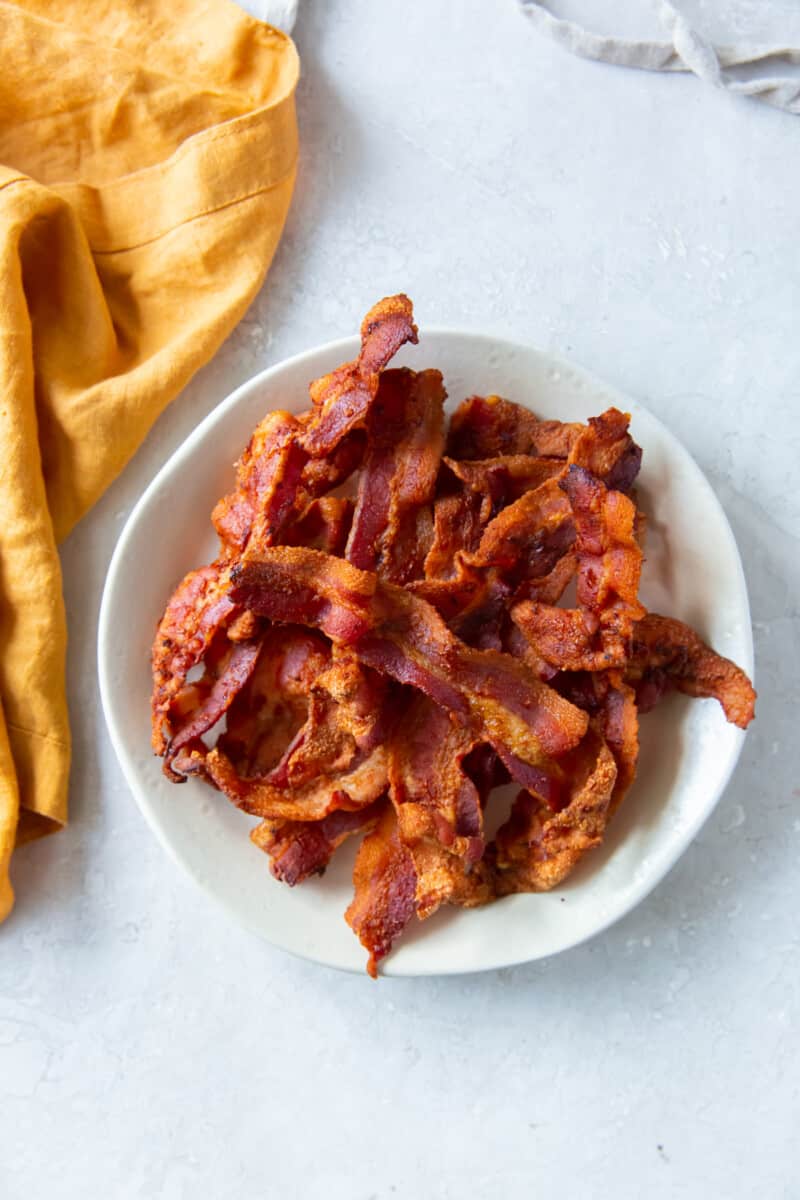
<box><xmin>410</xmin><ymin>838</ymin><xmax>494</xmax><ymax>922</ymax></box>
<box><xmin>217</xmin><ymin>628</ymin><xmax>330</xmax><ymax>778</ymax></box>
<box><xmin>251</xmin><ymin>799</ymin><xmax>386</xmax><ymax>886</ymax></box>
<box><xmin>212</xmin><ymin>411</ymin><xmax>306</xmax><ymax>555</ymax></box>
<box><xmin>285</xmin><ymin>496</ymin><xmax>354</xmax><ymax>556</ymax></box>
<box><xmin>303</xmin><ymin>294</ymin><xmax>418</xmax><ymax>457</ymax></box>
<box><xmin>626</xmin><ymin>614</ymin><xmax>756</xmax><ymax>729</ymax></box>
<box><xmin>599</xmin><ymin>671</ymin><xmax>639</xmax><ymax>813</ymax></box>
<box><xmin>346</xmin><ymin>368</ymin><xmax>445</xmax><ymax>582</ymax></box>
<box><xmin>390</xmin><ymin>697</ymin><xmax>485</xmax><ymax>862</ymax></box>
<box><xmin>269</xmin><ymin>653</ymin><xmax>388</xmax><ymax>789</ymax></box>
<box><xmin>448</xmin><ymin>394</ymin><xmax>581</xmax><ymax>460</ymax></box>
<box><xmin>204</xmin><ymin>649</ymin><xmax>390</xmax><ymax>821</ymax></box>
<box><xmin>165</xmin><ymin>639</ymin><xmax>261</xmax><ymax>779</ymax></box>
<box><xmin>205</xmin><ymin>740</ymin><xmax>388</xmax><ymax>822</ymax></box>
<box><xmin>345</xmin><ymin>805</ymin><xmax>418</xmax><ymax>978</ymax></box>
<box><xmin>518</xmin><ymin>551</ymin><xmax>577</xmax><ymax>606</ymax></box>
<box><xmin>510</xmin><ymin>602</ymin><xmax>616</xmax><ymax>673</ymax></box>
<box><xmin>300</xmin><ymin>428</ymin><xmax>365</xmax><ymax>499</ymax></box>
<box><xmin>468</xmin><ymin>479</ymin><xmax>576</xmax><ymax>583</ymax></box>
<box><xmin>230</xmin><ymin>547</ymin><xmax>589</xmax><ymax>770</ymax></box>
<box><xmin>445</xmin><ymin>453</ymin><xmax>565</xmax><ymax>512</ymax></box>
<box><xmin>561</xmin><ymin>465</ymin><xmax>646</xmax><ymax>648</ymax></box>
<box><xmin>493</xmin><ymin>733</ymin><xmax>618</xmax><ymax>893</ymax></box>
<box><xmin>567</xmin><ymin>407</ymin><xmax>642</xmax><ymax>493</ymax></box>
<box><xmin>510</xmin><ymin>468</ymin><xmax>645</xmax><ymax>673</ymax></box>
<box><xmin>424</xmin><ymin>488</ymin><xmax>486</xmax><ymax>581</ymax></box>
<box><xmin>151</xmin><ymin>562</ymin><xmax>235</xmax><ymax>754</ymax></box>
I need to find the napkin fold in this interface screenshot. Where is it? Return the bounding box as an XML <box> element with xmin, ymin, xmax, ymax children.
<box><xmin>519</xmin><ymin>1</ymin><xmax>800</xmax><ymax>115</ymax></box>
<box><xmin>0</xmin><ymin>0</ymin><xmax>299</xmax><ymax>921</ymax></box>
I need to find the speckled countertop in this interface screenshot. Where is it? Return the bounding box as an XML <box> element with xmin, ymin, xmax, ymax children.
<box><xmin>2</xmin><ymin>3</ymin><xmax>798</xmax><ymax>1197</ymax></box>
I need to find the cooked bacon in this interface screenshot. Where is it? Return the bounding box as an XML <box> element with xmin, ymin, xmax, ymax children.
<box><xmin>567</xmin><ymin>407</ymin><xmax>642</xmax><ymax>493</ymax></box>
<box><xmin>410</xmin><ymin>837</ymin><xmax>494</xmax><ymax>922</ymax></box>
<box><xmin>386</xmin><ymin>698</ymin><xmax>498</xmax><ymax>927</ymax></box>
<box><xmin>510</xmin><ymin>602</ymin><xmax>625</xmax><ymax>673</ymax></box>
<box><xmin>300</xmin><ymin>428</ymin><xmax>365</xmax><ymax>498</ymax></box>
<box><xmin>424</xmin><ymin>487</ymin><xmax>486</xmax><ymax>581</ymax></box>
<box><xmin>303</xmin><ymin>294</ymin><xmax>418</xmax><ymax>457</ymax></box>
<box><xmin>515</xmin><ymin>551</ymin><xmax>577</xmax><ymax>606</ymax></box>
<box><xmin>447</xmin><ymin>394</ymin><xmax>581</xmax><ymax>461</ymax></box>
<box><xmin>212</xmin><ymin>411</ymin><xmax>306</xmax><ymax>555</ymax></box>
<box><xmin>152</xmin><ymin>294</ymin><xmax>756</xmax><ymax>975</ymax></box>
<box><xmin>626</xmin><ymin>614</ymin><xmax>756</xmax><ymax>729</ymax></box>
<box><xmin>409</xmin><ymin>566</ymin><xmax>487</xmax><ymax>623</ymax></box>
<box><xmin>449</xmin><ymin>578</ymin><xmax>511</xmax><ymax>652</ymax></box>
<box><xmin>445</xmin><ymin>453</ymin><xmax>565</xmax><ymax>513</ymax></box>
<box><xmin>285</xmin><ymin>496</ymin><xmax>354</xmax><ymax>555</ymax></box>
<box><xmin>165</xmin><ymin>639</ymin><xmax>261</xmax><ymax>779</ymax></box>
<box><xmin>509</xmin><ymin>467</ymin><xmax>646</xmax><ymax>674</ymax></box>
<box><xmin>345</xmin><ymin>804</ymin><xmax>418</xmax><ymax>978</ymax></box>
<box><xmin>226</xmin><ymin>610</ymin><xmax>262</xmax><ymax>642</ymax></box>
<box><xmin>493</xmin><ymin>733</ymin><xmax>618</xmax><ymax>893</ymax></box>
<box><xmin>230</xmin><ymin>547</ymin><xmax>589</xmax><ymax>770</ymax></box>
<box><xmin>389</xmin><ymin>697</ymin><xmax>485</xmax><ymax>862</ymax></box>
<box><xmin>251</xmin><ymin>799</ymin><xmax>386</xmax><ymax>886</ymax></box>
<box><xmin>151</xmin><ymin>562</ymin><xmax>236</xmax><ymax>754</ymax></box>
<box><xmin>269</xmin><ymin>653</ymin><xmax>388</xmax><ymax>789</ymax></box>
<box><xmin>346</xmin><ymin>368</ymin><xmax>445</xmax><ymax>582</ymax></box>
<box><xmin>561</xmin><ymin>465</ymin><xmax>646</xmax><ymax>651</ymax></box>
<box><xmin>601</xmin><ymin>671</ymin><xmax>639</xmax><ymax>813</ymax></box>
<box><xmin>468</xmin><ymin>479</ymin><xmax>576</xmax><ymax>583</ymax></box>
<box><xmin>205</xmin><ymin>647</ymin><xmax>390</xmax><ymax>820</ymax></box>
<box><xmin>217</xmin><ymin>627</ymin><xmax>330</xmax><ymax>778</ymax></box>
<box><xmin>205</xmin><ymin>740</ymin><xmax>388</xmax><ymax>823</ymax></box>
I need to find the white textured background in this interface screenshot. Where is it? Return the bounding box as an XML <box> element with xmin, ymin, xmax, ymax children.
<box><xmin>2</xmin><ymin>2</ymin><xmax>798</xmax><ymax>1196</ymax></box>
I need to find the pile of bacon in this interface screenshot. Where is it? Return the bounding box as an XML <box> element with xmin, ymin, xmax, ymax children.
<box><xmin>151</xmin><ymin>295</ymin><xmax>755</xmax><ymax>976</ymax></box>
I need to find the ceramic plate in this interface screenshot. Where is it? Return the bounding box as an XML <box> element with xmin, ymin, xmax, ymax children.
<box><xmin>98</xmin><ymin>330</ymin><xmax>753</xmax><ymax>976</ymax></box>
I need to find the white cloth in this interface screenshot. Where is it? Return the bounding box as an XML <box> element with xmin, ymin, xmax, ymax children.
<box><xmin>519</xmin><ymin>1</ymin><xmax>800</xmax><ymax>114</ymax></box>
<box><xmin>236</xmin><ymin>0</ymin><xmax>297</xmax><ymax>33</ymax></box>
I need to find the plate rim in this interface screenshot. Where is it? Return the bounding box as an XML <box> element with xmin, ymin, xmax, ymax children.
<box><xmin>98</xmin><ymin>327</ymin><xmax>753</xmax><ymax>977</ymax></box>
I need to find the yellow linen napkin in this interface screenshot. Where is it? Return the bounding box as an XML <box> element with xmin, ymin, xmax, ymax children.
<box><xmin>0</xmin><ymin>0</ymin><xmax>299</xmax><ymax>921</ymax></box>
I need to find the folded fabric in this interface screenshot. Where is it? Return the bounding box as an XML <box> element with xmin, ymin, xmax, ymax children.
<box><xmin>519</xmin><ymin>1</ymin><xmax>800</xmax><ymax>115</ymax></box>
<box><xmin>0</xmin><ymin>0</ymin><xmax>299</xmax><ymax>922</ymax></box>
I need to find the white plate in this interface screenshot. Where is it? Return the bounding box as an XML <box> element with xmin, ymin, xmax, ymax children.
<box><xmin>98</xmin><ymin>330</ymin><xmax>753</xmax><ymax>976</ymax></box>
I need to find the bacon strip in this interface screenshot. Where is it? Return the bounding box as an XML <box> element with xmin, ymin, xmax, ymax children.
<box><xmin>626</xmin><ymin>614</ymin><xmax>756</xmax><ymax>729</ymax></box>
<box><xmin>389</xmin><ymin>697</ymin><xmax>485</xmax><ymax>862</ymax></box>
<box><xmin>493</xmin><ymin>733</ymin><xmax>618</xmax><ymax>893</ymax></box>
<box><xmin>151</xmin><ymin>562</ymin><xmax>235</xmax><ymax>754</ymax></box>
<box><xmin>561</xmin><ymin>465</ymin><xmax>646</xmax><ymax>648</ymax></box>
<box><xmin>212</xmin><ymin>411</ymin><xmax>306</xmax><ymax>555</ymax></box>
<box><xmin>205</xmin><ymin>648</ymin><xmax>390</xmax><ymax>820</ymax></box>
<box><xmin>568</xmin><ymin>407</ymin><xmax>642</xmax><ymax>493</ymax></box>
<box><xmin>468</xmin><ymin>479</ymin><xmax>576</xmax><ymax>583</ymax></box>
<box><xmin>251</xmin><ymin>799</ymin><xmax>386</xmax><ymax>886</ymax></box>
<box><xmin>345</xmin><ymin>805</ymin><xmax>418</xmax><ymax>978</ymax></box>
<box><xmin>409</xmin><ymin>838</ymin><xmax>494</xmax><ymax>923</ymax></box>
<box><xmin>601</xmin><ymin>671</ymin><xmax>639</xmax><ymax>813</ymax></box>
<box><xmin>205</xmin><ymin>740</ymin><xmax>388</xmax><ymax>823</ymax></box>
<box><xmin>165</xmin><ymin>639</ymin><xmax>261</xmax><ymax>779</ymax></box>
<box><xmin>346</xmin><ymin>368</ymin><xmax>445</xmax><ymax>582</ymax></box>
<box><xmin>510</xmin><ymin>602</ymin><xmax>620</xmax><ymax>673</ymax></box>
<box><xmin>217</xmin><ymin>628</ymin><xmax>331</xmax><ymax>778</ymax></box>
<box><xmin>300</xmin><ymin>428</ymin><xmax>365</xmax><ymax>499</ymax></box>
<box><xmin>445</xmin><ymin>453</ymin><xmax>565</xmax><ymax>512</ymax></box>
<box><xmin>230</xmin><ymin>547</ymin><xmax>589</xmax><ymax>770</ymax></box>
<box><xmin>447</xmin><ymin>394</ymin><xmax>581</xmax><ymax>460</ymax></box>
<box><xmin>424</xmin><ymin>487</ymin><xmax>486</xmax><ymax>581</ymax></box>
<box><xmin>285</xmin><ymin>496</ymin><xmax>354</xmax><ymax>556</ymax></box>
<box><xmin>303</xmin><ymin>294</ymin><xmax>418</xmax><ymax>458</ymax></box>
